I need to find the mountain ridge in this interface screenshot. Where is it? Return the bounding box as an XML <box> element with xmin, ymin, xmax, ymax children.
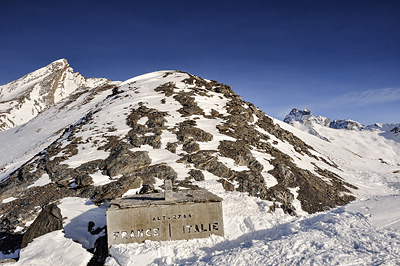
<box><xmin>285</xmin><ymin>108</ymin><xmax>400</xmax><ymax>132</ymax></box>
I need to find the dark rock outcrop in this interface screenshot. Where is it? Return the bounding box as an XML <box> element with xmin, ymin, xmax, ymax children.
<box><xmin>100</xmin><ymin>149</ymin><xmax>151</xmax><ymax>177</ymax></box>
<box><xmin>20</xmin><ymin>204</ymin><xmax>63</xmax><ymax>249</ymax></box>
<box><xmin>0</xmin><ymin>232</ymin><xmax>23</xmax><ymax>258</ymax></box>
<box><xmin>188</xmin><ymin>169</ymin><xmax>205</xmax><ymax>181</ymax></box>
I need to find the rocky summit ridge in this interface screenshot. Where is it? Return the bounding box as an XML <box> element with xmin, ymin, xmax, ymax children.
<box><xmin>0</xmin><ymin>62</ymin><xmax>358</xmax><ymax>262</ymax></box>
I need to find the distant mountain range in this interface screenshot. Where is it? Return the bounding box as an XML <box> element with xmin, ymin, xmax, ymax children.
<box><xmin>284</xmin><ymin>108</ymin><xmax>400</xmax><ymax>141</ymax></box>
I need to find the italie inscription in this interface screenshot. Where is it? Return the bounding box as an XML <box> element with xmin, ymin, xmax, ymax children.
<box><xmin>106</xmin><ymin>185</ymin><xmax>224</xmax><ymax>247</ymax></box>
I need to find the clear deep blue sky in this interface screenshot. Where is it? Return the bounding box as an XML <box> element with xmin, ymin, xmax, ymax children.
<box><xmin>1</xmin><ymin>0</ymin><xmax>399</xmax><ymax>124</ymax></box>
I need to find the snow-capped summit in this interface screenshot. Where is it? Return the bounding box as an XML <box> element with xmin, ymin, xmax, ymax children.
<box><xmin>284</xmin><ymin>108</ymin><xmax>331</xmax><ymax>126</ymax></box>
<box><xmin>0</xmin><ymin>59</ymin><xmax>111</xmax><ymax>131</ymax></box>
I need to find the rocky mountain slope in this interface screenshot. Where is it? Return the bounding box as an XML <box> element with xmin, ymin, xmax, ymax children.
<box><xmin>0</xmin><ymin>59</ymin><xmax>111</xmax><ymax>131</ymax></box>
<box><xmin>1</xmin><ymin>63</ymin><xmax>399</xmax><ymax>265</ymax></box>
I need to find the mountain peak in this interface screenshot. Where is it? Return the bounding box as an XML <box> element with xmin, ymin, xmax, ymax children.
<box><xmin>284</xmin><ymin>108</ymin><xmax>330</xmax><ymax>127</ymax></box>
<box><xmin>0</xmin><ymin>67</ymin><xmax>356</xmax><ymax>244</ymax></box>
<box><xmin>0</xmin><ymin>59</ymin><xmax>111</xmax><ymax>131</ymax></box>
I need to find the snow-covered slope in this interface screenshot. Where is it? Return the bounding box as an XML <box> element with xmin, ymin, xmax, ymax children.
<box><xmin>0</xmin><ymin>59</ymin><xmax>110</xmax><ymax>131</ymax></box>
<box><xmin>1</xmin><ymin>66</ymin><xmax>399</xmax><ymax>265</ymax></box>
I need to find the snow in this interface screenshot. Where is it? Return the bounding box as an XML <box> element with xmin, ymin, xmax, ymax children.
<box><xmin>345</xmin><ymin>195</ymin><xmax>400</xmax><ymax>230</ymax></box>
<box><xmin>0</xmin><ymin>59</ymin><xmax>111</xmax><ymax>132</ymax></box>
<box><xmin>5</xmin><ymin>230</ymin><xmax>92</xmax><ymax>266</ymax></box>
<box><xmin>13</xmin><ymin>226</ymin><xmax>24</xmax><ymax>233</ymax></box>
<box><xmin>62</xmin><ymin>144</ymin><xmax>110</xmax><ymax>168</ymax></box>
<box><xmin>122</xmin><ymin>187</ymin><xmax>142</xmax><ymax>198</ymax></box>
<box><xmin>27</xmin><ymin>173</ymin><xmax>51</xmax><ymax>188</ymax></box>
<box><xmin>2</xmin><ymin>69</ymin><xmax>400</xmax><ymax>265</ymax></box>
<box><xmin>90</xmin><ymin>170</ymin><xmax>116</xmax><ymax>186</ymax></box>
<box><xmin>58</xmin><ymin>197</ymin><xmax>108</xmax><ymax>250</ymax></box>
<box><xmin>1</xmin><ymin>197</ymin><xmax>17</xmax><ymax>204</ymax></box>
<box><xmin>0</xmin><ymin>80</ymin><xmax>120</xmax><ymax>182</ymax></box>
<box><xmin>106</xmin><ymin>194</ymin><xmax>400</xmax><ymax>266</ymax></box>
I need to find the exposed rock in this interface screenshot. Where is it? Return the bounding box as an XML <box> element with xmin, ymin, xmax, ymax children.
<box><xmin>128</xmin><ymin>133</ymin><xmax>162</xmax><ymax>149</ymax></box>
<box><xmin>166</xmin><ymin>142</ymin><xmax>178</xmax><ymax>153</ymax></box>
<box><xmin>233</xmin><ymin>171</ymin><xmax>268</xmax><ymax>199</ymax></box>
<box><xmin>144</xmin><ymin>163</ymin><xmax>178</xmax><ymax>182</ymax></box>
<box><xmin>178</xmin><ymin>151</ymin><xmax>234</xmax><ymax>179</ymax></box>
<box><xmin>90</xmin><ymin>174</ymin><xmax>143</xmax><ymax>204</ymax></box>
<box><xmin>75</xmin><ymin>160</ymin><xmax>103</xmax><ymax>175</ymax></box>
<box><xmin>183</xmin><ymin>139</ymin><xmax>200</xmax><ymax>153</ymax></box>
<box><xmin>175</xmin><ymin>120</ymin><xmax>213</xmax><ymax>143</ymax></box>
<box><xmin>0</xmin><ymin>184</ymin><xmax>75</xmax><ymax>233</ymax></box>
<box><xmin>125</xmin><ymin>106</ymin><xmax>167</xmax><ymax>149</ymax></box>
<box><xmin>390</xmin><ymin>126</ymin><xmax>400</xmax><ymax>134</ymax></box>
<box><xmin>219</xmin><ymin>140</ymin><xmax>263</xmax><ymax>172</ymax></box>
<box><xmin>154</xmin><ymin>82</ymin><xmax>176</xmax><ymax>97</ymax></box>
<box><xmin>209</xmin><ymin>109</ymin><xmax>220</xmax><ymax>118</ymax></box>
<box><xmin>75</xmin><ymin>174</ymin><xmax>93</xmax><ymax>188</ymax></box>
<box><xmin>267</xmin><ymin>150</ymin><xmax>356</xmax><ymax>213</ymax></box>
<box><xmin>20</xmin><ymin>204</ymin><xmax>63</xmax><ymax>249</ymax></box>
<box><xmin>188</xmin><ymin>169</ymin><xmax>205</xmax><ymax>181</ymax></box>
<box><xmin>266</xmin><ymin>185</ymin><xmax>296</xmax><ymax>215</ymax></box>
<box><xmin>139</xmin><ymin>184</ymin><xmax>159</xmax><ymax>194</ymax></box>
<box><xmin>100</xmin><ymin>149</ymin><xmax>151</xmax><ymax>177</ymax></box>
<box><xmin>173</xmin><ymin>92</ymin><xmax>204</xmax><ymax>117</ymax></box>
<box><xmin>257</xmin><ymin>115</ymin><xmax>315</xmax><ymax>157</ymax></box>
<box><xmin>182</xmin><ymin>73</ymin><xmax>237</xmax><ymax>98</ymax></box>
<box><xmin>0</xmin><ymin>232</ymin><xmax>23</xmax><ymax>257</ymax></box>
<box><xmin>330</xmin><ymin>119</ymin><xmax>364</xmax><ymax>130</ymax></box>
<box><xmin>218</xmin><ymin>179</ymin><xmax>234</xmax><ymax>191</ymax></box>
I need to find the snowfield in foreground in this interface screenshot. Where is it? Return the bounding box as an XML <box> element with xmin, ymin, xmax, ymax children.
<box><xmin>5</xmin><ymin>182</ymin><xmax>400</xmax><ymax>266</ymax></box>
<box><xmin>105</xmin><ymin>186</ymin><xmax>400</xmax><ymax>266</ymax></box>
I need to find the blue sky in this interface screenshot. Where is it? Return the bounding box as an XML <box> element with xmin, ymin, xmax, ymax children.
<box><xmin>1</xmin><ymin>0</ymin><xmax>399</xmax><ymax>124</ymax></box>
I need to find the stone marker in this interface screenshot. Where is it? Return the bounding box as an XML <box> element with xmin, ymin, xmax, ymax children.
<box><xmin>106</xmin><ymin>186</ymin><xmax>224</xmax><ymax>247</ymax></box>
<box><xmin>164</xmin><ymin>179</ymin><xmax>174</xmax><ymax>201</ymax></box>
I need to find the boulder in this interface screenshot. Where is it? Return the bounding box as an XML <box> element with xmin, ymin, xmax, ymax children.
<box><xmin>189</xmin><ymin>169</ymin><xmax>205</xmax><ymax>181</ymax></box>
<box><xmin>20</xmin><ymin>203</ymin><xmax>63</xmax><ymax>249</ymax></box>
<box><xmin>101</xmin><ymin>150</ymin><xmax>151</xmax><ymax>177</ymax></box>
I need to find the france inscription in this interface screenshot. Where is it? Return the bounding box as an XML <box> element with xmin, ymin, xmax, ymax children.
<box><xmin>107</xmin><ymin>189</ymin><xmax>224</xmax><ymax>246</ymax></box>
